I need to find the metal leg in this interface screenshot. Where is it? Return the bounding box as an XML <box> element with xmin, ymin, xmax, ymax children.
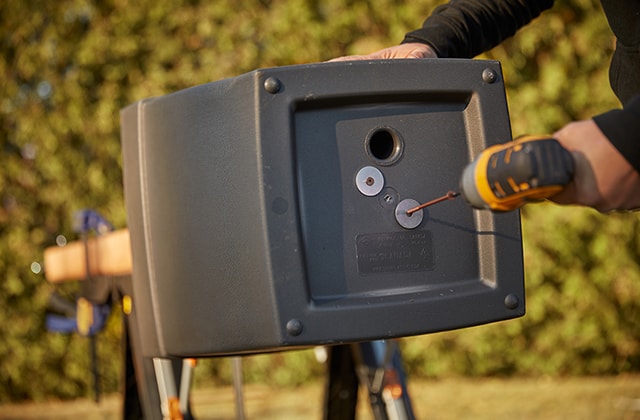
<box><xmin>179</xmin><ymin>359</ymin><xmax>196</xmax><ymax>417</ymax></box>
<box><xmin>323</xmin><ymin>345</ymin><xmax>359</xmax><ymax>420</ymax></box>
<box><xmin>153</xmin><ymin>357</ymin><xmax>198</xmax><ymax>420</ymax></box>
<box><xmin>153</xmin><ymin>358</ymin><xmax>182</xmax><ymax>420</ymax></box>
<box><xmin>352</xmin><ymin>340</ymin><xmax>415</xmax><ymax>420</ymax></box>
<box><xmin>89</xmin><ymin>334</ymin><xmax>101</xmax><ymax>403</ymax></box>
<box><xmin>119</xmin><ymin>278</ymin><xmax>164</xmax><ymax>419</ymax></box>
<box><xmin>231</xmin><ymin>357</ymin><xmax>246</xmax><ymax>420</ymax></box>
<box><xmin>122</xmin><ymin>317</ymin><xmax>144</xmax><ymax>420</ymax></box>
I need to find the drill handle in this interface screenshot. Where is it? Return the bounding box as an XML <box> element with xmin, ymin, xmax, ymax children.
<box><xmin>464</xmin><ymin>135</ymin><xmax>575</xmax><ymax>211</ymax></box>
<box><xmin>488</xmin><ymin>136</ymin><xmax>575</xmax><ymax>195</ymax></box>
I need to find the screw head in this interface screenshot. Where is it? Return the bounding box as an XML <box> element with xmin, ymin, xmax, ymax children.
<box><xmin>264</xmin><ymin>77</ymin><xmax>282</xmax><ymax>93</ymax></box>
<box><xmin>286</xmin><ymin>319</ymin><xmax>303</xmax><ymax>336</ymax></box>
<box><xmin>482</xmin><ymin>68</ymin><xmax>498</xmax><ymax>84</ymax></box>
<box><xmin>504</xmin><ymin>294</ymin><xmax>520</xmax><ymax>310</ymax></box>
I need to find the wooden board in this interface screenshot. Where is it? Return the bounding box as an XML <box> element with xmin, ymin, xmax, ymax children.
<box><xmin>44</xmin><ymin>228</ymin><xmax>132</xmax><ymax>282</ymax></box>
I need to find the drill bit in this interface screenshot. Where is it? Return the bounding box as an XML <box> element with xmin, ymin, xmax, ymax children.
<box><xmin>406</xmin><ymin>191</ymin><xmax>460</xmax><ymax>216</ymax></box>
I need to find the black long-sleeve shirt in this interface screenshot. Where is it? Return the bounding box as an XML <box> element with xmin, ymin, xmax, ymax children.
<box><xmin>403</xmin><ymin>0</ymin><xmax>640</xmax><ymax>173</ymax></box>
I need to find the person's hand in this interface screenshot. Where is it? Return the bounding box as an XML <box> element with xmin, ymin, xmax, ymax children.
<box><xmin>550</xmin><ymin>119</ymin><xmax>640</xmax><ymax>212</ymax></box>
<box><xmin>329</xmin><ymin>43</ymin><xmax>438</xmax><ymax>61</ymax></box>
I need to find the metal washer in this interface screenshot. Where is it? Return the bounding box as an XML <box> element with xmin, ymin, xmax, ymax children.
<box><xmin>395</xmin><ymin>198</ymin><xmax>423</xmax><ymax>229</ymax></box>
<box><xmin>355</xmin><ymin>166</ymin><xmax>384</xmax><ymax>196</ymax></box>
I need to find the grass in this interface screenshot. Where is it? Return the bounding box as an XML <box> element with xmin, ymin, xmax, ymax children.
<box><xmin>1</xmin><ymin>375</ymin><xmax>639</xmax><ymax>419</ymax></box>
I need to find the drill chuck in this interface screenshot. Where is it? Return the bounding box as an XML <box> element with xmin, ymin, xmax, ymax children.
<box><xmin>460</xmin><ymin>159</ymin><xmax>485</xmax><ymax>209</ymax></box>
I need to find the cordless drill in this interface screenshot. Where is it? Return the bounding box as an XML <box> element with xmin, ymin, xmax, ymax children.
<box><xmin>407</xmin><ymin>136</ymin><xmax>575</xmax><ymax>215</ymax></box>
<box><xmin>460</xmin><ymin>136</ymin><xmax>575</xmax><ymax>211</ymax></box>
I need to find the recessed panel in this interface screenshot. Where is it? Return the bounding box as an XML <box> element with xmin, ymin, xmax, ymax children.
<box><xmin>295</xmin><ymin>99</ymin><xmax>480</xmax><ymax>303</ymax></box>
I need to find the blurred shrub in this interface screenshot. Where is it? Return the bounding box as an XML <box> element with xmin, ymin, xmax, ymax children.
<box><xmin>401</xmin><ymin>205</ymin><xmax>640</xmax><ymax>378</ymax></box>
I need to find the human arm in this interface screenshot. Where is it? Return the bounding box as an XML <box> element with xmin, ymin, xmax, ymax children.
<box><xmin>328</xmin><ymin>0</ymin><xmax>640</xmax><ymax>212</ymax></box>
<box><xmin>331</xmin><ymin>0</ymin><xmax>554</xmax><ymax>61</ymax></box>
<box><xmin>402</xmin><ymin>0</ymin><xmax>554</xmax><ymax>58</ymax></box>
<box><xmin>550</xmin><ymin>95</ymin><xmax>640</xmax><ymax>212</ymax></box>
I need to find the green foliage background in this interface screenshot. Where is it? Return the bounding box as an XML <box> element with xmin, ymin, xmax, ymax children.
<box><xmin>1</xmin><ymin>0</ymin><xmax>639</xmax><ymax>402</ymax></box>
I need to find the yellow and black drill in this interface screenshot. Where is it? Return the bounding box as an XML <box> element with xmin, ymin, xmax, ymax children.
<box><xmin>408</xmin><ymin>135</ymin><xmax>575</xmax><ymax>214</ymax></box>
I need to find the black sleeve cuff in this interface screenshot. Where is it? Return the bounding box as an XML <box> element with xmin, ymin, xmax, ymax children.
<box><xmin>401</xmin><ymin>0</ymin><xmax>554</xmax><ymax>58</ymax></box>
<box><xmin>593</xmin><ymin>95</ymin><xmax>640</xmax><ymax>173</ymax></box>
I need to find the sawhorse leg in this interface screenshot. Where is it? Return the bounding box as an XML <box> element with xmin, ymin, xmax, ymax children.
<box><xmin>323</xmin><ymin>341</ymin><xmax>415</xmax><ymax>420</ymax></box>
<box><xmin>153</xmin><ymin>358</ymin><xmax>196</xmax><ymax>420</ymax></box>
<box><xmin>119</xmin><ymin>277</ymin><xmax>195</xmax><ymax>420</ymax></box>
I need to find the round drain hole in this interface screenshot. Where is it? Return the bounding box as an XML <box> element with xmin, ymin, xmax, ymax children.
<box><xmin>365</xmin><ymin>127</ymin><xmax>404</xmax><ymax>166</ymax></box>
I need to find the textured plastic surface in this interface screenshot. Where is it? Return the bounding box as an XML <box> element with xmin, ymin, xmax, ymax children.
<box><xmin>121</xmin><ymin>59</ymin><xmax>524</xmax><ymax>357</ymax></box>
